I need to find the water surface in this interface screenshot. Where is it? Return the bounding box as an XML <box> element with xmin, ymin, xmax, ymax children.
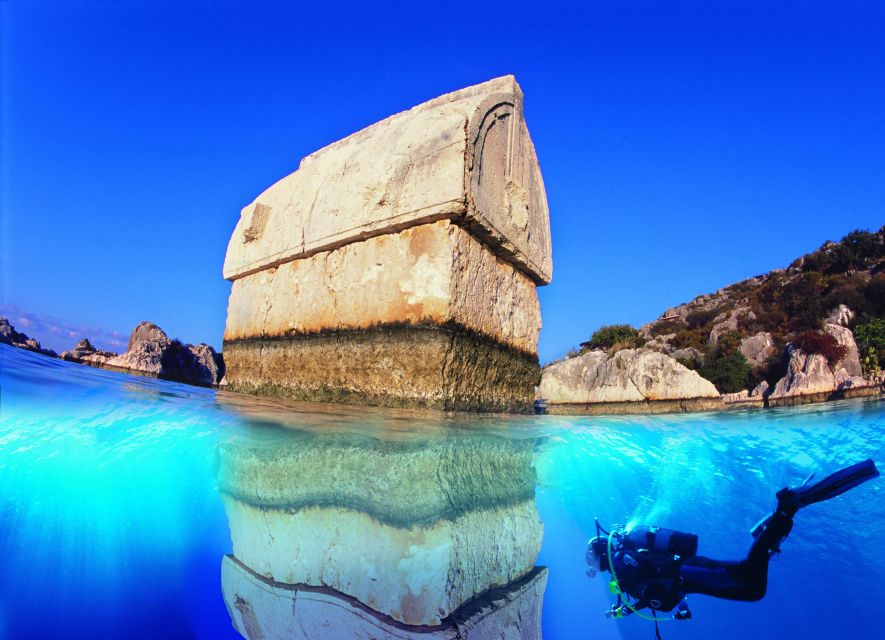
<box><xmin>1</xmin><ymin>343</ymin><xmax>882</xmax><ymax>639</ymax></box>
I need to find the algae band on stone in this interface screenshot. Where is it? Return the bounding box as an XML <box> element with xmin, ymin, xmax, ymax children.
<box><xmin>221</xmin><ymin>76</ymin><xmax>552</xmax><ymax>412</ymax></box>
<box><xmin>218</xmin><ymin>431</ymin><xmax>544</xmax><ymax>629</ymax></box>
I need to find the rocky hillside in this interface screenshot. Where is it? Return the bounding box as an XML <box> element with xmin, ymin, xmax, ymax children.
<box><xmin>637</xmin><ymin>226</ymin><xmax>883</xmax><ymax>395</ymax></box>
<box><xmin>540</xmin><ymin>227</ymin><xmax>884</xmax><ymax>413</ymax></box>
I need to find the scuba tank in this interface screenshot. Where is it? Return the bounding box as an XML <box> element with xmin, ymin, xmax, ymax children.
<box><xmin>621</xmin><ymin>525</ymin><xmax>698</xmax><ymax>559</ymax></box>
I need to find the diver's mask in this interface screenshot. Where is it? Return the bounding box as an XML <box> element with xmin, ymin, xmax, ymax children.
<box><xmin>585</xmin><ymin>535</ymin><xmax>609</xmax><ymax>578</ymax></box>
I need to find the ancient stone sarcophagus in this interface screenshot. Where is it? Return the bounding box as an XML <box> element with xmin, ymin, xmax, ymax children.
<box><xmin>222</xmin><ymin>76</ymin><xmax>551</xmax><ymax>412</ymax></box>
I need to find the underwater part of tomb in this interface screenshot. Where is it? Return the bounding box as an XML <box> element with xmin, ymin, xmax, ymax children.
<box><xmin>217</xmin><ymin>425</ymin><xmax>546</xmax><ymax>638</ymax></box>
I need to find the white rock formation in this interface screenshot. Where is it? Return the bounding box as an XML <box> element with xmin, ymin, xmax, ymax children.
<box><xmin>538</xmin><ymin>349</ymin><xmax>720</xmax><ymax>406</ymax></box>
<box><xmin>740</xmin><ymin>332</ymin><xmax>774</xmax><ymax>368</ymax></box>
<box><xmin>824</xmin><ymin>323</ymin><xmax>863</xmax><ymax>379</ymax></box>
<box><xmin>770</xmin><ymin>348</ymin><xmax>836</xmax><ymax>398</ymax></box>
<box><xmin>825</xmin><ymin>304</ymin><xmax>855</xmax><ymax>327</ymax></box>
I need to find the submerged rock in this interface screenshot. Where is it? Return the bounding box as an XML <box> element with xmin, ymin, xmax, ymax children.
<box><xmin>538</xmin><ymin>348</ymin><xmax>721</xmax><ymax>413</ymax></box>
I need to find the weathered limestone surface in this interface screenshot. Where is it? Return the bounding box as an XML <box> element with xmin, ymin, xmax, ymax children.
<box><xmin>223</xmin><ymin>76</ymin><xmax>550</xmax><ymax>285</ymax></box>
<box><xmin>60</xmin><ymin>338</ymin><xmax>118</xmax><ymax>365</ymax></box>
<box><xmin>770</xmin><ymin>348</ymin><xmax>836</xmax><ymax>399</ymax></box>
<box><xmin>740</xmin><ymin>332</ymin><xmax>774</xmax><ymax>369</ymax></box>
<box><xmin>769</xmin><ymin>327</ymin><xmax>873</xmax><ymax>405</ymax></box>
<box><xmin>105</xmin><ymin>321</ymin><xmax>225</xmax><ymax>386</ymax></box>
<box><xmin>225</xmin><ymin>221</ymin><xmax>540</xmax><ymax>353</ymax></box>
<box><xmin>538</xmin><ymin>349</ymin><xmax>721</xmax><ymax>411</ymax></box>
<box><xmin>0</xmin><ymin>317</ymin><xmax>58</xmax><ymax>357</ymax></box>
<box><xmin>222</xmin><ymin>499</ymin><xmax>542</xmax><ymax>626</ymax></box>
<box><xmin>824</xmin><ymin>323</ymin><xmax>863</xmax><ymax>379</ymax></box>
<box><xmin>222</xmin><ymin>77</ymin><xmax>551</xmax><ymax>412</ymax></box>
<box><xmin>223</xmin><ymin>325</ymin><xmax>538</xmax><ymax>412</ymax></box>
<box><xmin>221</xmin><ymin>555</ymin><xmax>547</xmax><ymax>640</ymax></box>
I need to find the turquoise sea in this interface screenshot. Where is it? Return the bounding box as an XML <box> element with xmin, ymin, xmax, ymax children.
<box><xmin>1</xmin><ymin>342</ymin><xmax>882</xmax><ymax>640</ymax></box>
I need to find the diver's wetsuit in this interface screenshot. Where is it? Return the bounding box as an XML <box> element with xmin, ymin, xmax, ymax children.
<box><xmin>610</xmin><ymin>508</ymin><xmax>791</xmax><ymax>611</ymax></box>
<box><xmin>678</xmin><ymin>505</ymin><xmax>792</xmax><ymax>602</ymax></box>
<box><xmin>600</xmin><ymin>459</ymin><xmax>878</xmax><ymax>614</ymax></box>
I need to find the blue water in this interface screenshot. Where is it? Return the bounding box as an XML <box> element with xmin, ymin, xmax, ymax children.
<box><xmin>1</xmin><ymin>343</ymin><xmax>882</xmax><ymax>639</ymax></box>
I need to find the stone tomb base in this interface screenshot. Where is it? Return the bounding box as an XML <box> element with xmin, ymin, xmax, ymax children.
<box><xmin>222</xmin><ymin>220</ymin><xmax>541</xmax><ymax>413</ymax></box>
<box><xmin>223</xmin><ymin>324</ymin><xmax>538</xmax><ymax>412</ymax></box>
<box><xmin>222</xmin><ymin>555</ymin><xmax>547</xmax><ymax>640</ymax></box>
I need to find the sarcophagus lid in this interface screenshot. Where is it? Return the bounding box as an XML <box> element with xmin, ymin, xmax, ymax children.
<box><xmin>223</xmin><ymin>76</ymin><xmax>552</xmax><ymax>285</ymax></box>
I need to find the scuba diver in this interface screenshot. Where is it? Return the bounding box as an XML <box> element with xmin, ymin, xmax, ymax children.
<box><xmin>586</xmin><ymin>459</ymin><xmax>879</xmax><ymax>638</ymax></box>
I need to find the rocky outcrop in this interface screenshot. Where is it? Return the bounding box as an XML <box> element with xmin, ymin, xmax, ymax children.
<box><xmin>826</xmin><ymin>304</ymin><xmax>855</xmax><ymax>327</ymax></box>
<box><xmin>104</xmin><ymin>321</ymin><xmax>225</xmax><ymax>386</ymax></box>
<box><xmin>722</xmin><ymin>380</ymin><xmax>769</xmax><ymax>407</ymax></box>
<box><xmin>61</xmin><ymin>338</ymin><xmax>117</xmax><ymax>366</ymax></box>
<box><xmin>823</xmin><ymin>323</ymin><xmax>863</xmax><ymax>379</ymax></box>
<box><xmin>537</xmin><ymin>349</ymin><xmax>722</xmax><ymax>414</ymax></box>
<box><xmin>770</xmin><ymin>347</ymin><xmax>837</xmax><ymax>400</ymax></box>
<box><xmin>740</xmin><ymin>332</ymin><xmax>775</xmax><ymax>368</ymax></box>
<box><xmin>217</xmin><ymin>427</ymin><xmax>545</xmax><ymax>636</ymax></box>
<box><xmin>222</xmin><ymin>76</ymin><xmax>551</xmax><ymax>412</ymax></box>
<box><xmin>671</xmin><ymin>347</ymin><xmax>703</xmax><ymax>367</ymax></box>
<box><xmin>0</xmin><ymin>318</ymin><xmax>58</xmax><ymax>357</ymax></box>
<box><xmin>768</xmin><ymin>327</ymin><xmax>875</xmax><ymax>406</ymax></box>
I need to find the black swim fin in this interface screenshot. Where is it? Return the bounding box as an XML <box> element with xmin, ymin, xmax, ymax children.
<box><xmin>752</xmin><ymin>459</ymin><xmax>879</xmax><ymax>542</ymax></box>
<box><xmin>782</xmin><ymin>458</ymin><xmax>879</xmax><ymax>511</ymax></box>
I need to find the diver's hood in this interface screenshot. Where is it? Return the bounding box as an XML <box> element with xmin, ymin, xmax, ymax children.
<box><xmin>587</xmin><ymin>536</ymin><xmax>610</xmax><ymax>572</ymax></box>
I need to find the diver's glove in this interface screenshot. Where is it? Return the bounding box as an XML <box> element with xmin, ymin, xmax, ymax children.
<box><xmin>605</xmin><ymin>604</ymin><xmax>631</xmax><ymax>619</ymax></box>
<box><xmin>674</xmin><ymin>600</ymin><xmax>692</xmax><ymax>621</ymax></box>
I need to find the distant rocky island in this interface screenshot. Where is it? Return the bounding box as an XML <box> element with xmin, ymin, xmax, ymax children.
<box><xmin>0</xmin><ymin>318</ymin><xmax>224</xmax><ymax>387</ymax></box>
<box><xmin>539</xmin><ymin>227</ymin><xmax>884</xmax><ymax>414</ymax></box>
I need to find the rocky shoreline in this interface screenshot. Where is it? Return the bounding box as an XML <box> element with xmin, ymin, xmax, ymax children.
<box><xmin>538</xmin><ymin>303</ymin><xmax>883</xmax><ymax>415</ymax></box>
<box><xmin>3</xmin><ymin>312</ymin><xmax>882</xmax><ymax>414</ymax></box>
<box><xmin>1</xmin><ymin>317</ymin><xmax>225</xmax><ymax>388</ymax></box>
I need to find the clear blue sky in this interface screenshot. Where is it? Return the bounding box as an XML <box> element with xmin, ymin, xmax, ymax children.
<box><xmin>3</xmin><ymin>1</ymin><xmax>884</xmax><ymax>363</ymax></box>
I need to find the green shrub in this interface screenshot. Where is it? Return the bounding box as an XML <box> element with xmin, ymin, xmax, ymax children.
<box><xmin>699</xmin><ymin>350</ymin><xmax>752</xmax><ymax>394</ymax></box>
<box><xmin>781</xmin><ymin>273</ymin><xmax>826</xmax><ymax>332</ymax></box>
<box><xmin>855</xmin><ymin>318</ymin><xmax>885</xmax><ymax>373</ymax></box>
<box><xmin>581</xmin><ymin>324</ymin><xmax>640</xmax><ymax>351</ymax></box>
<box><xmin>826</xmin><ymin>230</ymin><xmax>883</xmax><ymax>274</ymax></box>
<box><xmin>864</xmin><ymin>274</ymin><xmax>885</xmax><ymax>318</ymax></box>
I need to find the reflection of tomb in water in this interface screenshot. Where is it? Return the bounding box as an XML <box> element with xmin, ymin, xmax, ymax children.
<box><xmin>217</xmin><ymin>422</ymin><xmax>546</xmax><ymax>639</ymax></box>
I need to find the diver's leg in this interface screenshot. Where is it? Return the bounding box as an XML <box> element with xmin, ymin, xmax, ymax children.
<box><xmin>680</xmin><ymin>501</ymin><xmax>795</xmax><ymax>601</ymax></box>
<box><xmin>680</xmin><ymin>554</ymin><xmax>770</xmax><ymax>601</ymax></box>
<box><xmin>682</xmin><ymin>461</ymin><xmax>878</xmax><ymax>603</ymax></box>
